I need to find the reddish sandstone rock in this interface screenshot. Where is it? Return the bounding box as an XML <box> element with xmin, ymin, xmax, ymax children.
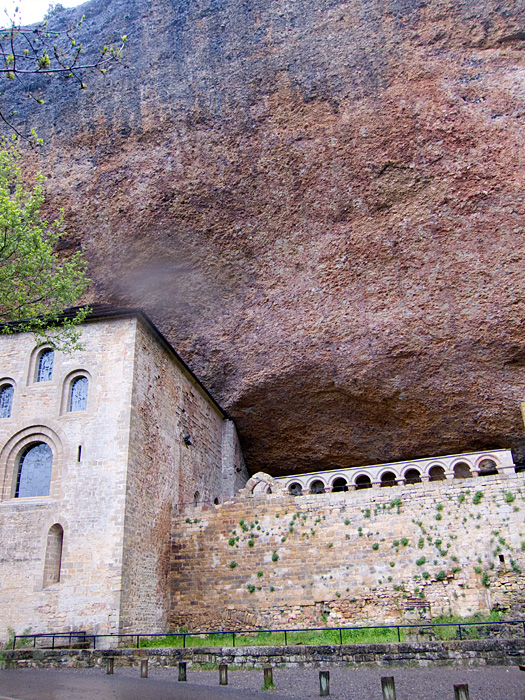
<box><xmin>6</xmin><ymin>0</ymin><xmax>525</xmax><ymax>474</ymax></box>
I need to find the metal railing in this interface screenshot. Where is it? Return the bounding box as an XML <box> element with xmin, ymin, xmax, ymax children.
<box><xmin>11</xmin><ymin>619</ymin><xmax>525</xmax><ymax>651</ymax></box>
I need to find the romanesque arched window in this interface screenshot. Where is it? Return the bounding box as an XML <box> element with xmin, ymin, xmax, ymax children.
<box><xmin>36</xmin><ymin>350</ymin><xmax>54</xmax><ymax>382</ymax></box>
<box><xmin>43</xmin><ymin>524</ymin><xmax>63</xmax><ymax>587</ymax></box>
<box><xmin>15</xmin><ymin>442</ymin><xmax>53</xmax><ymax>498</ymax></box>
<box><xmin>68</xmin><ymin>376</ymin><xmax>88</xmax><ymax>412</ymax></box>
<box><xmin>0</xmin><ymin>384</ymin><xmax>14</xmax><ymax>418</ymax></box>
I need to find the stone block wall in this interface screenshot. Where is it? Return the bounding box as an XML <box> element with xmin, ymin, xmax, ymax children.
<box><xmin>120</xmin><ymin>318</ymin><xmax>248</xmax><ymax>634</ymax></box>
<box><xmin>170</xmin><ymin>472</ymin><xmax>525</xmax><ymax>631</ymax></box>
<box><xmin>0</xmin><ymin>318</ymin><xmax>136</xmax><ymax>642</ymax></box>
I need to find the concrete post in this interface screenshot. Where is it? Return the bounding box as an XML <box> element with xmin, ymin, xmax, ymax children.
<box><xmin>454</xmin><ymin>684</ymin><xmax>470</xmax><ymax>700</ymax></box>
<box><xmin>319</xmin><ymin>670</ymin><xmax>329</xmax><ymax>697</ymax></box>
<box><xmin>106</xmin><ymin>657</ymin><xmax>114</xmax><ymax>675</ymax></box>
<box><xmin>219</xmin><ymin>664</ymin><xmax>228</xmax><ymax>685</ymax></box>
<box><xmin>178</xmin><ymin>661</ymin><xmax>187</xmax><ymax>682</ymax></box>
<box><xmin>140</xmin><ymin>659</ymin><xmax>148</xmax><ymax>678</ymax></box>
<box><xmin>381</xmin><ymin>676</ymin><xmax>396</xmax><ymax>700</ymax></box>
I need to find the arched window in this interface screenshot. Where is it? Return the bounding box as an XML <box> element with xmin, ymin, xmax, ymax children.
<box><xmin>193</xmin><ymin>491</ymin><xmax>200</xmax><ymax>505</ymax></box>
<box><xmin>15</xmin><ymin>443</ymin><xmax>53</xmax><ymax>498</ymax></box>
<box><xmin>332</xmin><ymin>478</ymin><xmax>348</xmax><ymax>492</ymax></box>
<box><xmin>355</xmin><ymin>474</ymin><xmax>372</xmax><ymax>490</ymax></box>
<box><xmin>380</xmin><ymin>471</ymin><xmax>397</xmax><ymax>487</ymax></box>
<box><xmin>404</xmin><ymin>469</ymin><xmax>422</xmax><ymax>485</ymax></box>
<box><xmin>37</xmin><ymin>350</ymin><xmax>54</xmax><ymax>382</ymax></box>
<box><xmin>288</xmin><ymin>482</ymin><xmax>303</xmax><ymax>496</ymax></box>
<box><xmin>429</xmin><ymin>466</ymin><xmax>446</xmax><ymax>482</ymax></box>
<box><xmin>69</xmin><ymin>377</ymin><xmax>88</xmax><ymax>412</ymax></box>
<box><xmin>454</xmin><ymin>462</ymin><xmax>472</xmax><ymax>479</ymax></box>
<box><xmin>310</xmin><ymin>480</ymin><xmax>325</xmax><ymax>494</ymax></box>
<box><xmin>0</xmin><ymin>384</ymin><xmax>14</xmax><ymax>418</ymax></box>
<box><xmin>43</xmin><ymin>524</ymin><xmax>63</xmax><ymax>587</ymax></box>
<box><xmin>478</xmin><ymin>459</ymin><xmax>498</xmax><ymax>476</ymax></box>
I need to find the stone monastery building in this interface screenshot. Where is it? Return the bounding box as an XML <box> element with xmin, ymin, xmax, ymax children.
<box><xmin>1</xmin><ymin>307</ymin><xmax>525</xmax><ymax>642</ymax></box>
<box><xmin>0</xmin><ymin>307</ymin><xmax>249</xmax><ymax>642</ymax></box>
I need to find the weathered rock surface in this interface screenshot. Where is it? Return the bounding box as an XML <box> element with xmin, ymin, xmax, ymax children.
<box><xmin>5</xmin><ymin>0</ymin><xmax>525</xmax><ymax>474</ymax></box>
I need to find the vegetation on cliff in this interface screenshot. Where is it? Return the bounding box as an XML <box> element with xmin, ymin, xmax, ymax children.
<box><xmin>0</xmin><ymin>142</ymin><xmax>89</xmax><ymax>348</ymax></box>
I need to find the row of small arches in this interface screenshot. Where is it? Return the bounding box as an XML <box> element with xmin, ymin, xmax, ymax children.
<box><xmin>287</xmin><ymin>460</ymin><xmax>500</xmax><ymax>496</ymax></box>
<box><xmin>0</xmin><ymin>375</ymin><xmax>89</xmax><ymax>419</ymax></box>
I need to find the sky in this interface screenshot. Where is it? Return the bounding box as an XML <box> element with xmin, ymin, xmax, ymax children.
<box><xmin>0</xmin><ymin>0</ymin><xmax>84</xmax><ymax>25</ymax></box>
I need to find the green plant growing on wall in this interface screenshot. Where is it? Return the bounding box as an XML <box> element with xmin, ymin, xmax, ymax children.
<box><xmin>272</xmin><ymin>551</ymin><xmax>279</xmax><ymax>562</ymax></box>
<box><xmin>401</xmin><ymin>537</ymin><xmax>408</xmax><ymax>547</ymax></box>
<box><xmin>422</xmin><ymin>571</ymin><xmax>430</xmax><ymax>580</ymax></box>
<box><xmin>248</xmin><ymin>540</ymin><xmax>255</xmax><ymax>547</ymax></box>
<box><xmin>418</xmin><ymin>537</ymin><xmax>424</xmax><ymax>549</ymax></box>
<box><xmin>416</xmin><ymin>556</ymin><xmax>426</xmax><ymax>566</ymax></box>
<box><xmin>344</xmin><ymin>518</ymin><xmax>350</xmax><ymax>525</ymax></box>
<box><xmin>228</xmin><ymin>538</ymin><xmax>235</xmax><ymax>546</ymax></box>
<box><xmin>229</xmin><ymin>561</ymin><xmax>237</xmax><ymax>569</ymax></box>
<box><xmin>257</xmin><ymin>571</ymin><xmax>263</xmax><ymax>578</ymax></box>
<box><xmin>435</xmin><ymin>571</ymin><xmax>446</xmax><ymax>581</ymax></box>
<box><xmin>504</xmin><ymin>491</ymin><xmax>516</xmax><ymax>504</ymax></box>
<box><xmin>247</xmin><ymin>584</ymin><xmax>255</xmax><ymax>593</ymax></box>
<box><xmin>436</xmin><ymin>513</ymin><xmax>442</xmax><ymax>521</ymax></box>
<box><xmin>458</xmin><ymin>493</ymin><xmax>466</xmax><ymax>504</ymax></box>
<box><xmin>372</xmin><ymin>543</ymin><xmax>379</xmax><ymax>551</ymax></box>
<box><xmin>392</xmin><ymin>539</ymin><xmax>399</xmax><ymax>547</ymax></box>
<box><xmin>482</xmin><ymin>572</ymin><xmax>490</xmax><ymax>588</ymax></box>
<box><xmin>473</xmin><ymin>491</ymin><xmax>484</xmax><ymax>505</ymax></box>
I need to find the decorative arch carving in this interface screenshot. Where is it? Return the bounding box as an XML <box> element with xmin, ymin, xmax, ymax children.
<box><xmin>245</xmin><ymin>472</ymin><xmax>277</xmax><ymax>497</ymax></box>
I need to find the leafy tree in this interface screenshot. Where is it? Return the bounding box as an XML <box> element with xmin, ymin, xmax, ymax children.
<box><xmin>0</xmin><ymin>6</ymin><xmax>126</xmax><ymax>143</ymax></box>
<box><xmin>0</xmin><ymin>141</ymin><xmax>89</xmax><ymax>349</ymax></box>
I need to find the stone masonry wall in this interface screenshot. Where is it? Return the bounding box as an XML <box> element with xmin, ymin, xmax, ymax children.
<box><xmin>4</xmin><ymin>639</ymin><xmax>525</xmax><ymax>669</ymax></box>
<box><xmin>120</xmin><ymin>318</ymin><xmax>247</xmax><ymax>634</ymax></box>
<box><xmin>170</xmin><ymin>472</ymin><xmax>525</xmax><ymax>631</ymax></box>
<box><xmin>0</xmin><ymin>318</ymin><xmax>136</xmax><ymax>643</ymax></box>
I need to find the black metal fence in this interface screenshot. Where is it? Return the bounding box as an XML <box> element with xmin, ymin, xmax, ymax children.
<box><xmin>10</xmin><ymin>619</ymin><xmax>525</xmax><ymax>651</ymax></box>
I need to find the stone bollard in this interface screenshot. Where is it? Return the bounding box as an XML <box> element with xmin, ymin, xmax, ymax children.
<box><xmin>178</xmin><ymin>661</ymin><xmax>187</xmax><ymax>682</ymax></box>
<box><xmin>219</xmin><ymin>663</ymin><xmax>228</xmax><ymax>686</ymax></box>
<box><xmin>140</xmin><ymin>659</ymin><xmax>148</xmax><ymax>678</ymax></box>
<box><xmin>106</xmin><ymin>657</ymin><xmax>114</xmax><ymax>675</ymax></box>
<box><xmin>319</xmin><ymin>670</ymin><xmax>330</xmax><ymax>697</ymax></box>
<box><xmin>263</xmin><ymin>666</ymin><xmax>274</xmax><ymax>690</ymax></box>
<box><xmin>454</xmin><ymin>684</ymin><xmax>470</xmax><ymax>700</ymax></box>
<box><xmin>381</xmin><ymin>676</ymin><xmax>396</xmax><ymax>700</ymax></box>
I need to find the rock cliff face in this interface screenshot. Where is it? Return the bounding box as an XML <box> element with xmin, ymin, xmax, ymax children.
<box><xmin>6</xmin><ymin>0</ymin><xmax>525</xmax><ymax>474</ymax></box>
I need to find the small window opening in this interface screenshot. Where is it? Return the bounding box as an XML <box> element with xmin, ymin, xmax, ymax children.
<box><xmin>37</xmin><ymin>350</ymin><xmax>54</xmax><ymax>382</ymax></box>
<box><xmin>213</xmin><ymin>497</ymin><xmax>219</xmax><ymax>505</ymax></box>
<box><xmin>43</xmin><ymin>524</ymin><xmax>63</xmax><ymax>587</ymax></box>
<box><xmin>69</xmin><ymin>376</ymin><xmax>88</xmax><ymax>412</ymax></box>
<box><xmin>478</xmin><ymin>459</ymin><xmax>498</xmax><ymax>476</ymax></box>
<box><xmin>332</xmin><ymin>478</ymin><xmax>348</xmax><ymax>492</ymax></box>
<box><xmin>310</xmin><ymin>480</ymin><xmax>325</xmax><ymax>495</ymax></box>
<box><xmin>380</xmin><ymin>471</ymin><xmax>397</xmax><ymax>487</ymax></box>
<box><xmin>499</xmin><ymin>554</ymin><xmax>505</xmax><ymax>563</ymax></box>
<box><xmin>193</xmin><ymin>491</ymin><xmax>200</xmax><ymax>505</ymax></box>
<box><xmin>288</xmin><ymin>482</ymin><xmax>303</xmax><ymax>496</ymax></box>
<box><xmin>355</xmin><ymin>475</ymin><xmax>372</xmax><ymax>490</ymax></box>
<box><xmin>404</xmin><ymin>469</ymin><xmax>422</xmax><ymax>485</ymax></box>
<box><xmin>454</xmin><ymin>462</ymin><xmax>472</xmax><ymax>479</ymax></box>
<box><xmin>0</xmin><ymin>384</ymin><xmax>14</xmax><ymax>418</ymax></box>
<box><xmin>77</xmin><ymin>445</ymin><xmax>82</xmax><ymax>462</ymax></box>
<box><xmin>429</xmin><ymin>466</ymin><xmax>446</xmax><ymax>482</ymax></box>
